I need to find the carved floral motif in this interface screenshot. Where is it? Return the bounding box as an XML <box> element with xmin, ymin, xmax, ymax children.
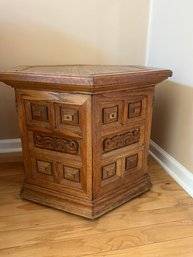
<box><xmin>103</xmin><ymin>129</ymin><xmax>140</xmax><ymax>152</ymax></box>
<box><xmin>34</xmin><ymin>133</ymin><xmax>79</xmax><ymax>154</ymax></box>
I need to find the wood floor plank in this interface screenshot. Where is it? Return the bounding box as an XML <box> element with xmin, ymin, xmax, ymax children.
<box><xmin>1</xmin><ymin>216</ymin><xmax>193</xmax><ymax>250</ymax></box>
<box><xmin>1</xmin><ymin>220</ymin><xmax>193</xmax><ymax>256</ymax></box>
<box><xmin>0</xmin><ymin>179</ymin><xmax>191</xmax><ymax>218</ymax></box>
<box><xmin>1</xmin><ymin>203</ymin><xmax>193</xmax><ymax>232</ymax></box>
<box><xmin>89</xmin><ymin>237</ymin><xmax>193</xmax><ymax>257</ymax></box>
<box><xmin>0</xmin><ymin>174</ymin><xmax>24</xmax><ymax>193</ymax></box>
<box><xmin>0</xmin><ymin>157</ymin><xmax>193</xmax><ymax>257</ymax></box>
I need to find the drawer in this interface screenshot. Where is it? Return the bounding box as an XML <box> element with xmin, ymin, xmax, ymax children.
<box><xmin>28</xmin><ymin>153</ymin><xmax>88</xmax><ymax>198</ymax></box>
<box><xmin>99</xmin><ymin>148</ymin><xmax>145</xmax><ymax>193</ymax></box>
<box><xmin>22</xmin><ymin>91</ymin><xmax>90</xmax><ymax>137</ymax></box>
<box><xmin>94</xmin><ymin>93</ymin><xmax>148</xmax><ymax>135</ymax></box>
<box><xmin>31</xmin><ymin>131</ymin><xmax>80</xmax><ymax>155</ymax></box>
<box><xmin>102</xmin><ymin>124</ymin><xmax>145</xmax><ymax>155</ymax></box>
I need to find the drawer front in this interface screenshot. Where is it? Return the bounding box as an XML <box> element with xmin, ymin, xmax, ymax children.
<box><xmin>93</xmin><ymin>89</ymin><xmax>153</xmax><ymax>198</ymax></box>
<box><xmin>100</xmin><ymin>149</ymin><xmax>145</xmax><ymax>189</ymax></box>
<box><xmin>98</xmin><ymin>94</ymin><xmax>147</xmax><ymax>136</ymax></box>
<box><xmin>102</xmin><ymin>125</ymin><xmax>145</xmax><ymax>154</ymax></box>
<box><xmin>24</xmin><ymin>94</ymin><xmax>88</xmax><ymax>138</ymax></box>
<box><xmin>17</xmin><ymin>90</ymin><xmax>92</xmax><ymax>199</ymax></box>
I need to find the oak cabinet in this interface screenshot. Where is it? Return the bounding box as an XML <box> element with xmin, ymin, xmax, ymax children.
<box><xmin>0</xmin><ymin>65</ymin><xmax>172</xmax><ymax>218</ymax></box>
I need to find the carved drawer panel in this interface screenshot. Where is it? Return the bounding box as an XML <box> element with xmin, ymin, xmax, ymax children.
<box><xmin>94</xmin><ymin>93</ymin><xmax>149</xmax><ymax>138</ymax></box>
<box><xmin>31</xmin><ymin>156</ymin><xmax>84</xmax><ymax>193</ymax></box>
<box><xmin>25</xmin><ymin>100</ymin><xmax>53</xmax><ymax>128</ymax></box>
<box><xmin>33</xmin><ymin>132</ymin><xmax>80</xmax><ymax>155</ymax></box>
<box><xmin>102</xmin><ymin>126</ymin><xmax>144</xmax><ymax>153</ymax></box>
<box><xmin>99</xmin><ymin>149</ymin><xmax>144</xmax><ymax>194</ymax></box>
<box><xmin>22</xmin><ymin>91</ymin><xmax>90</xmax><ymax>138</ymax></box>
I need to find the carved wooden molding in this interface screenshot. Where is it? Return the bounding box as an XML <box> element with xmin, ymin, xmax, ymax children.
<box><xmin>34</xmin><ymin>133</ymin><xmax>79</xmax><ymax>155</ymax></box>
<box><xmin>103</xmin><ymin>129</ymin><xmax>140</xmax><ymax>152</ymax></box>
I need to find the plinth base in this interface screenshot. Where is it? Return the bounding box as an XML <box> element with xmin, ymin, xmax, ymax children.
<box><xmin>21</xmin><ymin>173</ymin><xmax>151</xmax><ymax>219</ymax></box>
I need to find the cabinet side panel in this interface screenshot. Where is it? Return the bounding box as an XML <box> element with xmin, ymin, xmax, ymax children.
<box><xmin>17</xmin><ymin>89</ymin><xmax>92</xmax><ymax>201</ymax></box>
<box><xmin>92</xmin><ymin>88</ymin><xmax>154</xmax><ymax>201</ymax></box>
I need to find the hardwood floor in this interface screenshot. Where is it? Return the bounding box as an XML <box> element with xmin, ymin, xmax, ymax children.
<box><xmin>0</xmin><ymin>155</ymin><xmax>193</xmax><ymax>257</ymax></box>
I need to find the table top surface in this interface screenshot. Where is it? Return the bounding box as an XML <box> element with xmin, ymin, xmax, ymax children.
<box><xmin>0</xmin><ymin>64</ymin><xmax>171</xmax><ymax>76</ymax></box>
<box><xmin>0</xmin><ymin>65</ymin><xmax>172</xmax><ymax>93</ymax></box>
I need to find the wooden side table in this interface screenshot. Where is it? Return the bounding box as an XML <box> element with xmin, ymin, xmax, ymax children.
<box><xmin>0</xmin><ymin>65</ymin><xmax>172</xmax><ymax>219</ymax></box>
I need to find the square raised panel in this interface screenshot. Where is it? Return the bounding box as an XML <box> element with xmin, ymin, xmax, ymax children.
<box><xmin>123</xmin><ymin>150</ymin><xmax>144</xmax><ymax>178</ymax></box>
<box><xmin>25</xmin><ymin>100</ymin><xmax>53</xmax><ymax>128</ymax></box>
<box><xmin>128</xmin><ymin>101</ymin><xmax>142</xmax><ymax>118</ymax></box>
<box><xmin>54</xmin><ymin>103</ymin><xmax>82</xmax><ymax>136</ymax></box>
<box><xmin>36</xmin><ymin>160</ymin><xmax>52</xmax><ymax>176</ymax></box>
<box><xmin>103</xmin><ymin>106</ymin><xmax>118</xmax><ymax>124</ymax></box>
<box><xmin>127</xmin><ymin>96</ymin><xmax>147</xmax><ymax>121</ymax></box>
<box><xmin>60</xmin><ymin>107</ymin><xmax>79</xmax><ymax>125</ymax></box>
<box><xmin>59</xmin><ymin>165</ymin><xmax>82</xmax><ymax>189</ymax></box>
<box><xmin>63</xmin><ymin>166</ymin><xmax>80</xmax><ymax>183</ymax></box>
<box><xmin>31</xmin><ymin>103</ymin><xmax>49</xmax><ymax>121</ymax></box>
<box><xmin>102</xmin><ymin>162</ymin><xmax>116</xmax><ymax>180</ymax></box>
<box><xmin>125</xmin><ymin>154</ymin><xmax>138</xmax><ymax>171</ymax></box>
<box><xmin>99</xmin><ymin>99</ymin><xmax>124</xmax><ymax>129</ymax></box>
<box><xmin>31</xmin><ymin>158</ymin><xmax>54</xmax><ymax>182</ymax></box>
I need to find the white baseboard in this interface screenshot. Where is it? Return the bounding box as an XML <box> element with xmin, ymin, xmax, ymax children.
<box><xmin>0</xmin><ymin>138</ymin><xmax>22</xmax><ymax>153</ymax></box>
<box><xmin>150</xmin><ymin>140</ymin><xmax>193</xmax><ymax>198</ymax></box>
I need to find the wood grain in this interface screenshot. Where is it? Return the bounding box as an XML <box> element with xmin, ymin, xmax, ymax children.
<box><xmin>0</xmin><ymin>157</ymin><xmax>193</xmax><ymax>256</ymax></box>
<box><xmin>0</xmin><ymin>65</ymin><xmax>172</xmax><ymax>218</ymax></box>
<box><xmin>0</xmin><ymin>65</ymin><xmax>172</xmax><ymax>93</ymax></box>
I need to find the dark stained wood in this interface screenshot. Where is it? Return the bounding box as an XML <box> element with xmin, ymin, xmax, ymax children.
<box><xmin>0</xmin><ymin>65</ymin><xmax>172</xmax><ymax>218</ymax></box>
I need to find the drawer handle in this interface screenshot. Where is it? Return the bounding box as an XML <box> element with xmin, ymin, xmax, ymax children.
<box><xmin>64</xmin><ymin>114</ymin><xmax>73</xmax><ymax>121</ymax></box>
<box><xmin>109</xmin><ymin>112</ymin><xmax>117</xmax><ymax>119</ymax></box>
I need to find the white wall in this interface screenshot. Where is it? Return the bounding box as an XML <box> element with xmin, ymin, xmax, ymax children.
<box><xmin>0</xmin><ymin>0</ymin><xmax>151</xmax><ymax>139</ymax></box>
<box><xmin>147</xmin><ymin>0</ymin><xmax>193</xmax><ymax>172</ymax></box>
<box><xmin>147</xmin><ymin>0</ymin><xmax>193</xmax><ymax>86</ymax></box>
